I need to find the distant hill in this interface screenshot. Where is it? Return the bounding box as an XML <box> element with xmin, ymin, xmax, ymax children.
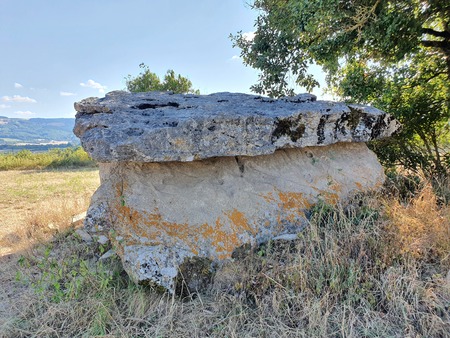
<box><xmin>0</xmin><ymin>116</ymin><xmax>78</xmax><ymax>152</ymax></box>
<box><xmin>0</xmin><ymin>116</ymin><xmax>77</xmax><ymax>144</ymax></box>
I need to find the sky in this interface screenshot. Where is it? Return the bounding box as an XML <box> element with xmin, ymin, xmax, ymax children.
<box><xmin>0</xmin><ymin>0</ymin><xmax>327</xmax><ymax>119</ymax></box>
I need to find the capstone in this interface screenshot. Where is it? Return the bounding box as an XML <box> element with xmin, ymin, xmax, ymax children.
<box><xmin>74</xmin><ymin>91</ymin><xmax>399</xmax><ymax>162</ymax></box>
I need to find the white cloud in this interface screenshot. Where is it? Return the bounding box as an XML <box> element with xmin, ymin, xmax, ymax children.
<box><xmin>80</xmin><ymin>79</ymin><xmax>107</xmax><ymax>93</ymax></box>
<box><xmin>14</xmin><ymin>82</ymin><xmax>23</xmax><ymax>88</ymax></box>
<box><xmin>0</xmin><ymin>104</ymin><xmax>10</xmax><ymax>109</ymax></box>
<box><xmin>60</xmin><ymin>91</ymin><xmax>77</xmax><ymax>96</ymax></box>
<box><xmin>242</xmin><ymin>31</ymin><xmax>256</xmax><ymax>42</ymax></box>
<box><xmin>2</xmin><ymin>95</ymin><xmax>37</xmax><ymax>103</ymax></box>
<box><xmin>230</xmin><ymin>55</ymin><xmax>241</xmax><ymax>61</ymax></box>
<box><xmin>14</xmin><ymin>110</ymin><xmax>35</xmax><ymax>116</ymax></box>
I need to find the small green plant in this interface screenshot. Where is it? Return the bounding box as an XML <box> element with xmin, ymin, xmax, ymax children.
<box><xmin>18</xmin><ymin>235</ymin><xmax>122</xmax><ymax>305</ymax></box>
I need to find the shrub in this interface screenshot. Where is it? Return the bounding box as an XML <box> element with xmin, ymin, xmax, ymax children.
<box><xmin>0</xmin><ymin>146</ymin><xmax>96</xmax><ymax>170</ymax></box>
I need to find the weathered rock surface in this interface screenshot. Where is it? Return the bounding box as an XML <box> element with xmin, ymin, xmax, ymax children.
<box><xmin>85</xmin><ymin>142</ymin><xmax>384</xmax><ymax>293</ymax></box>
<box><xmin>74</xmin><ymin>91</ymin><xmax>400</xmax><ymax>163</ymax></box>
<box><xmin>75</xmin><ymin>91</ymin><xmax>400</xmax><ymax>293</ymax></box>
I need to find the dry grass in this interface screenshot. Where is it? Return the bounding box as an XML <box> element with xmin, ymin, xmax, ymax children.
<box><xmin>0</xmin><ymin>169</ymin><xmax>99</xmax><ymax>256</ymax></box>
<box><xmin>0</xmin><ymin>170</ymin><xmax>449</xmax><ymax>337</ymax></box>
<box><xmin>385</xmin><ymin>183</ymin><xmax>450</xmax><ymax>263</ymax></box>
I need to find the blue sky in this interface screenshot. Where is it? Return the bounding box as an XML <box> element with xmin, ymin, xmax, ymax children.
<box><xmin>0</xmin><ymin>0</ymin><xmax>327</xmax><ymax>118</ymax></box>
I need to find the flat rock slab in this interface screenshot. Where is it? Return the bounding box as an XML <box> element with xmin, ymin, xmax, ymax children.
<box><xmin>85</xmin><ymin>142</ymin><xmax>384</xmax><ymax>293</ymax></box>
<box><xmin>74</xmin><ymin>91</ymin><xmax>400</xmax><ymax>162</ymax></box>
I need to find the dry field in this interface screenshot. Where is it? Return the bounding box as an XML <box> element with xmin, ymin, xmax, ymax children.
<box><xmin>0</xmin><ymin>169</ymin><xmax>100</xmax><ymax>256</ymax></box>
<box><xmin>0</xmin><ymin>169</ymin><xmax>449</xmax><ymax>337</ymax></box>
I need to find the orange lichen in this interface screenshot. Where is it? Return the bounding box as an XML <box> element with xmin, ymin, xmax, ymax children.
<box><xmin>261</xmin><ymin>189</ymin><xmax>312</xmax><ymax>225</ymax></box>
<box><xmin>278</xmin><ymin>191</ymin><xmax>312</xmax><ymax>210</ymax></box>
<box><xmin>328</xmin><ymin>181</ymin><xmax>343</xmax><ymax>194</ymax></box>
<box><xmin>321</xmin><ymin>180</ymin><xmax>344</xmax><ymax>204</ymax></box>
<box><xmin>225</xmin><ymin>209</ymin><xmax>254</xmax><ymax>233</ymax></box>
<box><xmin>207</xmin><ymin>215</ymin><xmax>247</xmax><ymax>259</ymax></box>
<box><xmin>112</xmin><ymin>194</ymin><xmax>257</xmax><ymax>259</ymax></box>
<box><xmin>112</xmin><ymin>185</ymin><xmax>328</xmax><ymax>261</ymax></box>
<box><xmin>320</xmin><ymin>191</ymin><xmax>340</xmax><ymax>204</ymax></box>
<box><xmin>261</xmin><ymin>191</ymin><xmax>276</xmax><ymax>203</ymax></box>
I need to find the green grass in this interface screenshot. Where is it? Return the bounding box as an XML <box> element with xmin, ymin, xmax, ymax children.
<box><xmin>0</xmin><ymin>172</ymin><xmax>449</xmax><ymax>337</ymax></box>
<box><xmin>0</xmin><ymin>147</ymin><xmax>96</xmax><ymax>170</ymax></box>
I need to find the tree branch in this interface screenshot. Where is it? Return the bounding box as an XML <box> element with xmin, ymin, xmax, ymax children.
<box><xmin>344</xmin><ymin>0</ymin><xmax>381</xmax><ymax>37</ymax></box>
<box><xmin>422</xmin><ymin>28</ymin><xmax>450</xmax><ymax>39</ymax></box>
<box><xmin>406</xmin><ymin>71</ymin><xmax>447</xmax><ymax>88</ymax></box>
<box><xmin>421</xmin><ymin>40</ymin><xmax>450</xmax><ymax>52</ymax></box>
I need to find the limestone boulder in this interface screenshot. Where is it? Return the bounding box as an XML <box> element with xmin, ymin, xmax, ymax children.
<box><xmin>74</xmin><ymin>91</ymin><xmax>400</xmax><ymax>294</ymax></box>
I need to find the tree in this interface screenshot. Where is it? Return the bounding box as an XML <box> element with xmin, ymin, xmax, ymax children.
<box><xmin>125</xmin><ymin>63</ymin><xmax>199</xmax><ymax>94</ymax></box>
<box><xmin>232</xmin><ymin>0</ymin><xmax>450</xmax><ymax>175</ymax></box>
<box><xmin>335</xmin><ymin>50</ymin><xmax>449</xmax><ymax>175</ymax></box>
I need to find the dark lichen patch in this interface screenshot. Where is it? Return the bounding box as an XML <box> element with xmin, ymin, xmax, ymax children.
<box><xmin>347</xmin><ymin>106</ymin><xmax>365</xmax><ymax>130</ymax></box>
<box><xmin>175</xmin><ymin>256</ymin><xmax>214</xmax><ymax>297</ymax></box>
<box><xmin>317</xmin><ymin>115</ymin><xmax>328</xmax><ymax>144</ymax></box>
<box><xmin>126</xmin><ymin>128</ymin><xmax>144</xmax><ymax>137</ymax></box>
<box><xmin>162</xmin><ymin>121</ymin><xmax>179</xmax><ymax>127</ymax></box>
<box><xmin>272</xmin><ymin>117</ymin><xmax>306</xmax><ymax>142</ymax></box>
<box><xmin>334</xmin><ymin>117</ymin><xmax>348</xmax><ymax>139</ymax></box>
<box><xmin>75</xmin><ymin>107</ymin><xmax>112</xmax><ymax>117</ymax></box>
<box><xmin>295</xmin><ymin>124</ymin><xmax>306</xmax><ymax>140</ymax></box>
<box><xmin>370</xmin><ymin>115</ymin><xmax>387</xmax><ymax>139</ymax></box>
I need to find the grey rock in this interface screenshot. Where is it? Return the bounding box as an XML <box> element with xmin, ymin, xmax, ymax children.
<box><xmin>96</xmin><ymin>235</ymin><xmax>109</xmax><ymax>245</ymax></box>
<box><xmin>99</xmin><ymin>249</ymin><xmax>116</xmax><ymax>260</ymax></box>
<box><xmin>75</xmin><ymin>229</ymin><xmax>93</xmax><ymax>243</ymax></box>
<box><xmin>74</xmin><ymin>91</ymin><xmax>400</xmax><ymax>163</ymax></box>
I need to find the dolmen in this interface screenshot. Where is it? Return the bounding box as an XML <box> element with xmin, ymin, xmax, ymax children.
<box><xmin>74</xmin><ymin>91</ymin><xmax>400</xmax><ymax>293</ymax></box>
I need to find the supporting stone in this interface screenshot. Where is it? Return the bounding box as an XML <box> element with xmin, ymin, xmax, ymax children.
<box><xmin>86</xmin><ymin>143</ymin><xmax>384</xmax><ymax>292</ymax></box>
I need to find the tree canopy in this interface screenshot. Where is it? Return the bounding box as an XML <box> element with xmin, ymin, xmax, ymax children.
<box><xmin>232</xmin><ymin>0</ymin><xmax>450</xmax><ymax>97</ymax></box>
<box><xmin>125</xmin><ymin>64</ymin><xmax>199</xmax><ymax>94</ymax></box>
<box><xmin>233</xmin><ymin>0</ymin><xmax>450</xmax><ymax>175</ymax></box>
